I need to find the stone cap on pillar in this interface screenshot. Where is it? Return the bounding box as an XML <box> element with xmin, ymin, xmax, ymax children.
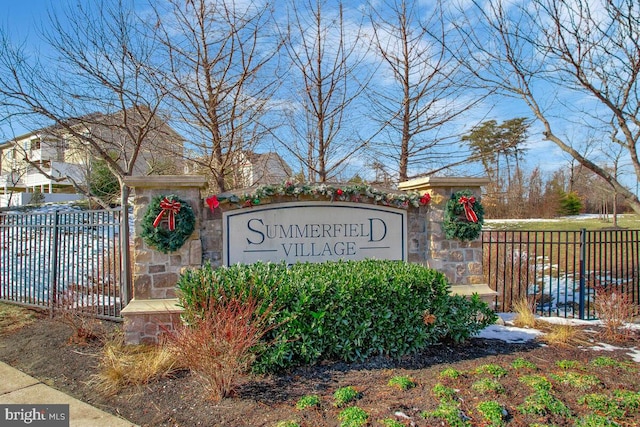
<box><xmin>124</xmin><ymin>175</ymin><xmax>208</xmax><ymax>189</ymax></box>
<box><xmin>398</xmin><ymin>176</ymin><xmax>490</xmax><ymax>193</ymax></box>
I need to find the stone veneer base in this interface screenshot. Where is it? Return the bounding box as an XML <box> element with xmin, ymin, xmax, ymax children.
<box><xmin>121</xmin><ymin>298</ymin><xmax>184</xmax><ymax>345</ymax></box>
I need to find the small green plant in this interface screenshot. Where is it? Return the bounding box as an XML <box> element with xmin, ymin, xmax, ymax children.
<box><xmin>471</xmin><ymin>378</ymin><xmax>505</xmax><ymax>394</ymax></box>
<box><xmin>590</xmin><ymin>356</ymin><xmax>621</xmax><ymax>368</ymax></box>
<box><xmin>511</xmin><ymin>357</ymin><xmax>537</xmax><ymax>370</ymax></box>
<box><xmin>518</xmin><ymin>374</ymin><xmax>570</xmax><ymax>417</ymax></box>
<box><xmin>475</xmin><ymin>364</ymin><xmax>508</xmax><ymax>378</ymax></box>
<box><xmin>579</xmin><ymin>393</ymin><xmax>624</xmax><ymax>418</ymax></box>
<box><xmin>555</xmin><ymin>359</ymin><xmax>583</xmax><ymax>370</ymax></box>
<box><xmin>388</xmin><ymin>375</ymin><xmax>416</xmax><ymax>391</ymax></box>
<box><xmin>590</xmin><ymin>356</ymin><xmax>635</xmax><ymax>371</ymax></box>
<box><xmin>573</xmin><ymin>414</ymin><xmax>620</xmax><ymax>427</ymax></box>
<box><xmin>274</xmin><ymin>421</ymin><xmax>300</xmax><ymax>427</ymax></box>
<box><xmin>578</xmin><ymin>390</ymin><xmax>640</xmax><ymax>419</ymax></box>
<box><xmin>380</xmin><ymin>418</ymin><xmax>404</xmax><ymax>427</ymax></box>
<box><xmin>337</xmin><ymin>406</ymin><xmax>368</xmax><ymax>427</ymax></box>
<box><xmin>614</xmin><ymin>389</ymin><xmax>640</xmax><ymax>411</ymax></box>
<box><xmin>439</xmin><ymin>368</ymin><xmax>462</xmax><ymax>379</ymax></box>
<box><xmin>550</xmin><ymin>372</ymin><xmax>600</xmax><ymax>390</ymax></box>
<box><xmin>518</xmin><ymin>389</ymin><xmax>571</xmax><ymax>417</ymax></box>
<box><xmin>295</xmin><ymin>394</ymin><xmax>320</xmax><ymax>410</ymax></box>
<box><xmin>333</xmin><ymin>386</ymin><xmax>360</xmax><ymax>407</ymax></box>
<box><xmin>422</xmin><ymin>400</ymin><xmax>471</xmax><ymax>427</ymax></box>
<box><xmin>432</xmin><ymin>383</ymin><xmax>457</xmax><ymax>400</ymax></box>
<box><xmin>476</xmin><ymin>400</ymin><xmax>506</xmax><ymax>427</ymax></box>
<box><xmin>519</xmin><ymin>374</ymin><xmax>552</xmax><ymax>391</ymax></box>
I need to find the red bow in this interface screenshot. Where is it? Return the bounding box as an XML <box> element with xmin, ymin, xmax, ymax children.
<box><xmin>458</xmin><ymin>196</ymin><xmax>478</xmax><ymax>223</ymax></box>
<box><xmin>206</xmin><ymin>195</ymin><xmax>219</xmax><ymax>212</ymax></box>
<box><xmin>153</xmin><ymin>197</ymin><xmax>181</xmax><ymax>231</ymax></box>
<box><xmin>419</xmin><ymin>193</ymin><xmax>431</xmax><ymax>205</ymax></box>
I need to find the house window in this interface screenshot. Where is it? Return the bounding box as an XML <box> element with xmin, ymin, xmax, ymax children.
<box><xmin>31</xmin><ymin>139</ymin><xmax>41</xmax><ymax>151</ymax></box>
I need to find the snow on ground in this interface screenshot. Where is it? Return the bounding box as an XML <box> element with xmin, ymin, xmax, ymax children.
<box><xmin>484</xmin><ymin>214</ymin><xmax>604</xmax><ymax>224</ymax></box>
<box><xmin>476</xmin><ymin>313</ymin><xmax>640</xmax><ymax>362</ymax></box>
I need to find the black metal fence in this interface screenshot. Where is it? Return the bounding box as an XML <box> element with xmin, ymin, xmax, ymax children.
<box><xmin>0</xmin><ymin>208</ymin><xmax>124</xmax><ymax>320</ymax></box>
<box><xmin>482</xmin><ymin>229</ymin><xmax>640</xmax><ymax>319</ymax></box>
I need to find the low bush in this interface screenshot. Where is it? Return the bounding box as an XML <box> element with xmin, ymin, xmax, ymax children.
<box><xmin>176</xmin><ymin>260</ymin><xmax>496</xmax><ymax>372</ymax></box>
<box><xmin>165</xmin><ymin>287</ymin><xmax>274</xmax><ymax>401</ymax></box>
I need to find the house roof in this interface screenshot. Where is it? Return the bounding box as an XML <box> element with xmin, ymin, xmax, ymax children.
<box><xmin>1</xmin><ymin>106</ymin><xmax>182</xmax><ymax>145</ymax></box>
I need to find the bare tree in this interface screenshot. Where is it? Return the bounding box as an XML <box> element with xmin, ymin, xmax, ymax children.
<box><xmin>365</xmin><ymin>0</ymin><xmax>482</xmax><ymax>182</ymax></box>
<box><xmin>454</xmin><ymin>0</ymin><xmax>640</xmax><ymax>214</ymax></box>
<box><xmin>276</xmin><ymin>0</ymin><xmax>371</xmax><ymax>183</ymax></box>
<box><xmin>150</xmin><ymin>0</ymin><xmax>282</xmax><ymax>192</ymax></box>
<box><xmin>0</xmin><ymin>0</ymin><xmax>169</xmax><ymax>301</ymax></box>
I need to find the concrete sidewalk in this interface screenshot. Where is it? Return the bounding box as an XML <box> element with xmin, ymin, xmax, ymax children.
<box><xmin>0</xmin><ymin>361</ymin><xmax>138</xmax><ymax>427</ymax></box>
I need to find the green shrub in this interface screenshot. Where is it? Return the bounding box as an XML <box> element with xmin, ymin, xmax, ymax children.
<box><xmin>422</xmin><ymin>400</ymin><xmax>471</xmax><ymax>427</ymax></box>
<box><xmin>476</xmin><ymin>400</ymin><xmax>506</xmax><ymax>427</ymax></box>
<box><xmin>337</xmin><ymin>406</ymin><xmax>368</xmax><ymax>427</ymax></box>
<box><xmin>558</xmin><ymin>191</ymin><xmax>582</xmax><ymax>216</ymax></box>
<box><xmin>295</xmin><ymin>394</ymin><xmax>320</xmax><ymax>410</ymax></box>
<box><xmin>333</xmin><ymin>386</ymin><xmax>360</xmax><ymax>407</ymax></box>
<box><xmin>511</xmin><ymin>357</ymin><xmax>537</xmax><ymax>370</ymax></box>
<box><xmin>550</xmin><ymin>372</ymin><xmax>600</xmax><ymax>390</ymax></box>
<box><xmin>475</xmin><ymin>364</ymin><xmax>508</xmax><ymax>378</ymax></box>
<box><xmin>555</xmin><ymin>359</ymin><xmax>582</xmax><ymax>370</ymax></box>
<box><xmin>176</xmin><ymin>260</ymin><xmax>496</xmax><ymax>372</ymax></box>
<box><xmin>574</xmin><ymin>414</ymin><xmax>620</xmax><ymax>427</ymax></box>
<box><xmin>439</xmin><ymin>368</ymin><xmax>462</xmax><ymax>379</ymax></box>
<box><xmin>432</xmin><ymin>383</ymin><xmax>457</xmax><ymax>400</ymax></box>
<box><xmin>578</xmin><ymin>390</ymin><xmax>640</xmax><ymax>419</ymax></box>
<box><xmin>388</xmin><ymin>375</ymin><xmax>416</xmax><ymax>391</ymax></box>
<box><xmin>471</xmin><ymin>378</ymin><xmax>505</xmax><ymax>394</ymax></box>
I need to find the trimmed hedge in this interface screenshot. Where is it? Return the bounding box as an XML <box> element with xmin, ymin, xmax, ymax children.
<box><xmin>176</xmin><ymin>260</ymin><xmax>496</xmax><ymax>372</ymax></box>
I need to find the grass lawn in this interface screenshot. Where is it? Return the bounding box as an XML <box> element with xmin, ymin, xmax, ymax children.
<box><xmin>484</xmin><ymin>213</ymin><xmax>640</xmax><ymax>231</ymax></box>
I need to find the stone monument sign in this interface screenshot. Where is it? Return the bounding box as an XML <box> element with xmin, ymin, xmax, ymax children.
<box><xmin>224</xmin><ymin>202</ymin><xmax>407</xmax><ymax>265</ymax></box>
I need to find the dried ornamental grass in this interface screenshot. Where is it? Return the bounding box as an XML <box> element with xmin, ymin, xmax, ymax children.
<box><xmin>165</xmin><ymin>290</ymin><xmax>274</xmax><ymax>402</ymax></box>
<box><xmin>91</xmin><ymin>333</ymin><xmax>180</xmax><ymax>396</ymax></box>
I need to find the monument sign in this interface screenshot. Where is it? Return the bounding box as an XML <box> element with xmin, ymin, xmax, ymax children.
<box><xmin>223</xmin><ymin>202</ymin><xmax>407</xmax><ymax>265</ymax></box>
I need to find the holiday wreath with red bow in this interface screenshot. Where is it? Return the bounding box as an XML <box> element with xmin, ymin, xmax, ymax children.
<box><xmin>443</xmin><ymin>189</ymin><xmax>484</xmax><ymax>241</ymax></box>
<box><xmin>141</xmin><ymin>194</ymin><xmax>195</xmax><ymax>253</ymax></box>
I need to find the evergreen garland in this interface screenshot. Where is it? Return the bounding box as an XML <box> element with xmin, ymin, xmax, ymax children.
<box><xmin>141</xmin><ymin>194</ymin><xmax>195</xmax><ymax>253</ymax></box>
<box><xmin>442</xmin><ymin>190</ymin><xmax>485</xmax><ymax>241</ymax></box>
<box><xmin>210</xmin><ymin>181</ymin><xmax>430</xmax><ymax>210</ymax></box>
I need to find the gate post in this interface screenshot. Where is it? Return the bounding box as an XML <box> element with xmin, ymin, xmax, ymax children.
<box><xmin>121</xmin><ymin>175</ymin><xmax>207</xmax><ymax>344</ymax></box>
<box><xmin>579</xmin><ymin>228</ymin><xmax>587</xmax><ymax>319</ymax></box>
<box><xmin>50</xmin><ymin>210</ymin><xmax>60</xmax><ymax>319</ymax></box>
<box><xmin>399</xmin><ymin>176</ymin><xmax>497</xmax><ymax>303</ymax></box>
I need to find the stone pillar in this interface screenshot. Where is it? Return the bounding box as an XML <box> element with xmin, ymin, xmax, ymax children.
<box><xmin>121</xmin><ymin>175</ymin><xmax>207</xmax><ymax>344</ymax></box>
<box><xmin>399</xmin><ymin>177</ymin><xmax>496</xmax><ymax>300</ymax></box>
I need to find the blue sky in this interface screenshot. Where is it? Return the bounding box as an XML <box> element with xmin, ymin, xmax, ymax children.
<box><xmin>0</xmin><ymin>0</ymin><xmax>625</xmax><ymax>188</ymax></box>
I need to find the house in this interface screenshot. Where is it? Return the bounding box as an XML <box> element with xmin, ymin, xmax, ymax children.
<box><xmin>0</xmin><ymin>108</ymin><xmax>184</xmax><ymax>207</ymax></box>
<box><xmin>234</xmin><ymin>151</ymin><xmax>292</xmax><ymax>188</ymax></box>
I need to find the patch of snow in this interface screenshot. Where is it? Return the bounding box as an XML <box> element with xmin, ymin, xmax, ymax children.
<box><xmin>627</xmin><ymin>348</ymin><xmax>640</xmax><ymax>363</ymax></box>
<box><xmin>476</xmin><ymin>324</ymin><xmax>543</xmax><ymax>343</ymax></box>
<box><xmin>476</xmin><ymin>314</ymin><xmax>640</xmax><ymax>364</ymax></box>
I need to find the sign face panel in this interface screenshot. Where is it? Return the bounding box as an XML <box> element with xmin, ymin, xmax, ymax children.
<box><xmin>223</xmin><ymin>202</ymin><xmax>407</xmax><ymax>265</ymax></box>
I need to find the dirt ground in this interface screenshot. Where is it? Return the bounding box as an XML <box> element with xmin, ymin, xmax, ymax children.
<box><xmin>1</xmin><ymin>306</ymin><xmax>639</xmax><ymax>427</ymax></box>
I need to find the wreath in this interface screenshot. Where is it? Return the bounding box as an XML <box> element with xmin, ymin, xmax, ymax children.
<box><xmin>141</xmin><ymin>194</ymin><xmax>195</xmax><ymax>253</ymax></box>
<box><xmin>443</xmin><ymin>190</ymin><xmax>484</xmax><ymax>241</ymax></box>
